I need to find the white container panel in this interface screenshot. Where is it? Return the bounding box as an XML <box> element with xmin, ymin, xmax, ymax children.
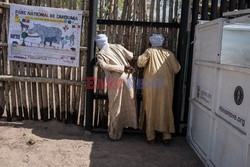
<box><xmin>216</xmin><ymin>69</ymin><xmax>250</xmax><ymax>133</ymax></box>
<box><xmin>192</xmin><ymin>65</ymin><xmax>216</xmax><ymax>110</ymax></box>
<box><xmin>194</xmin><ymin>18</ymin><xmax>225</xmax><ymax>62</ymax></box>
<box><xmin>210</xmin><ymin>120</ymin><xmax>246</xmax><ymax>167</ymax></box>
<box><xmin>189</xmin><ymin>102</ymin><xmax>212</xmax><ymax>157</ymax></box>
<box><xmin>221</xmin><ymin>25</ymin><xmax>250</xmax><ymax>68</ymax></box>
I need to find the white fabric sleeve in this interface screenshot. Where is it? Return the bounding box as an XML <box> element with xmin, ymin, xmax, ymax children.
<box><xmin>137</xmin><ymin>50</ymin><xmax>150</xmax><ymax>68</ymax></box>
<box><xmin>97</xmin><ymin>55</ymin><xmax>125</xmax><ymax>73</ymax></box>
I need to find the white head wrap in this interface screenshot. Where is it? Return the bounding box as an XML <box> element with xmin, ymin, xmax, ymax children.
<box><xmin>149</xmin><ymin>34</ymin><xmax>164</xmax><ymax>47</ymax></box>
<box><xmin>95</xmin><ymin>34</ymin><xmax>108</xmax><ymax>49</ymax></box>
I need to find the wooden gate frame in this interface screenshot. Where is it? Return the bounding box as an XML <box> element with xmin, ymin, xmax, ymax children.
<box><xmin>85</xmin><ymin>0</ymin><xmax>191</xmax><ymax>134</ymax></box>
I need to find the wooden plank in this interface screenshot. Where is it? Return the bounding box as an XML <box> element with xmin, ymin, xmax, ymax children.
<box><xmin>99</xmin><ymin>68</ymin><xmax>106</xmax><ymax>128</ymax></box>
<box><xmin>0</xmin><ymin>82</ymin><xmax>4</xmax><ymax>118</ymax></box>
<box><xmin>149</xmin><ymin>0</ymin><xmax>155</xmax><ymax>22</ymax></box>
<box><xmin>71</xmin><ymin>0</ymin><xmax>77</xmax><ymax>123</ymax></box>
<box><xmin>229</xmin><ymin>0</ymin><xmax>237</xmax><ymax>11</ymax></box>
<box><xmin>124</xmin><ymin>0</ymin><xmax>133</xmax><ymax>49</ymax></box>
<box><xmin>173</xmin><ymin>0</ymin><xmax>179</xmax><ymax>53</ymax></box>
<box><xmin>71</xmin><ymin>67</ymin><xmax>77</xmax><ymax>124</ymax></box>
<box><xmin>142</xmin><ymin>0</ymin><xmax>148</xmax><ymax>51</ymax></box>
<box><xmin>13</xmin><ymin>62</ymin><xmax>23</xmax><ymax>120</ymax></box>
<box><xmin>162</xmin><ymin>0</ymin><xmax>167</xmax><ymax>22</ymax></box>
<box><xmin>79</xmin><ymin>85</ymin><xmax>85</xmax><ymax>126</ymax></box>
<box><xmin>41</xmin><ymin>0</ymin><xmax>45</xmax><ymax>7</ymax></box>
<box><xmin>0</xmin><ymin>75</ymin><xmax>85</xmax><ymax>86</ymax></box>
<box><xmin>201</xmin><ymin>0</ymin><xmax>209</xmax><ymax>20</ymax></box>
<box><xmin>48</xmin><ymin>65</ymin><xmax>54</xmax><ymax>120</ymax></box>
<box><xmin>32</xmin><ymin>0</ymin><xmax>36</xmax><ymax>6</ymax></box>
<box><xmin>0</xmin><ymin>43</ymin><xmax>88</xmax><ymax>50</ymax></box>
<box><xmin>79</xmin><ymin>44</ymin><xmax>86</xmax><ymax>126</ymax></box>
<box><xmin>0</xmin><ymin>8</ymin><xmax>6</xmax><ymax>119</ymax></box>
<box><xmin>31</xmin><ymin>64</ymin><xmax>38</xmax><ymax>120</ymax></box>
<box><xmin>133</xmin><ymin>0</ymin><xmax>137</xmax><ymax>20</ymax></box>
<box><xmin>60</xmin><ymin>0</ymin><xmax>63</xmax><ymax>8</ymax></box>
<box><xmin>53</xmin><ymin>66</ymin><xmax>60</xmax><ymax>121</ymax></box>
<box><xmin>121</xmin><ymin>0</ymin><xmax>128</xmax><ymax>20</ymax></box>
<box><xmin>118</xmin><ymin>0</ymin><xmax>128</xmax><ymax>43</ymax></box>
<box><xmin>169</xmin><ymin>0</ymin><xmax>174</xmax><ymax>22</ymax></box>
<box><xmin>81</xmin><ymin>0</ymin><xmax>85</xmax><ymax>10</ymax></box>
<box><xmin>162</xmin><ymin>0</ymin><xmax>168</xmax><ymax>48</ymax></box>
<box><xmin>169</xmin><ymin>0</ymin><xmax>174</xmax><ymax>50</ymax></box>
<box><xmin>41</xmin><ymin>65</ymin><xmax>48</xmax><ymax>121</ymax></box>
<box><xmin>93</xmin><ymin>67</ymin><xmax>98</xmax><ymax>128</ymax></box>
<box><xmin>9</xmin><ymin>62</ymin><xmax>17</xmax><ymax>119</ymax></box>
<box><xmin>66</xmin><ymin>67</ymin><xmax>72</xmax><ymax>123</ymax></box>
<box><xmin>61</xmin><ymin>66</ymin><xmax>66</xmax><ymax>122</ymax></box>
<box><xmin>2</xmin><ymin>8</ymin><xmax>11</xmax><ymax>121</ymax></box>
<box><xmin>51</xmin><ymin>0</ymin><xmax>55</xmax><ymax>7</ymax></box>
<box><xmin>211</xmin><ymin>0</ymin><xmax>218</xmax><ymax>20</ymax></box>
<box><xmin>84</xmin><ymin>18</ymin><xmax>89</xmax><ymax>47</ymax></box>
<box><xmin>20</xmin><ymin>62</ymin><xmax>29</xmax><ymax>119</ymax></box>
<box><xmin>26</xmin><ymin>63</ymin><xmax>33</xmax><ymax>120</ymax></box>
<box><xmin>174</xmin><ymin>0</ymin><xmax>178</xmax><ymax>21</ymax></box>
<box><xmin>4</xmin><ymin>81</ymin><xmax>11</xmax><ymax>121</ymax></box>
<box><xmin>156</xmin><ymin>0</ymin><xmax>160</xmax><ymax>22</ymax></box>
<box><xmin>75</xmin><ymin>67</ymin><xmax>81</xmax><ymax>125</ymax></box>
<box><xmin>239</xmin><ymin>0</ymin><xmax>246</xmax><ymax>9</ymax></box>
<box><xmin>37</xmin><ymin>64</ymin><xmax>44</xmax><ymax>121</ymax></box>
<box><xmin>46</xmin><ymin>0</ymin><xmax>54</xmax><ymax>119</ymax></box>
<box><xmin>79</xmin><ymin>63</ymin><xmax>85</xmax><ymax>126</ymax></box>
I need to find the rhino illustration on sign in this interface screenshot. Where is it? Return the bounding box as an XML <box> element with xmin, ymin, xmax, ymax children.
<box><xmin>28</xmin><ymin>23</ymin><xmax>62</xmax><ymax>44</ymax></box>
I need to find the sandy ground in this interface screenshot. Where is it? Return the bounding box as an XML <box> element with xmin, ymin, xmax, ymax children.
<box><xmin>0</xmin><ymin>119</ymin><xmax>203</xmax><ymax>167</ymax></box>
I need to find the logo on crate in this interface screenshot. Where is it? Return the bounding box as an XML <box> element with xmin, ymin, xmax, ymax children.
<box><xmin>234</xmin><ymin>86</ymin><xmax>244</xmax><ymax>105</ymax></box>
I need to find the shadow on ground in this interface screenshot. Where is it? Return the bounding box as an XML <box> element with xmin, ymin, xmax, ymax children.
<box><xmin>0</xmin><ymin>119</ymin><xmax>203</xmax><ymax>167</ymax></box>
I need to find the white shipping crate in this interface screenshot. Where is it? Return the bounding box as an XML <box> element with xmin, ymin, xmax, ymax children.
<box><xmin>187</xmin><ymin>100</ymin><xmax>213</xmax><ymax>163</ymax></box>
<box><xmin>188</xmin><ymin>12</ymin><xmax>250</xmax><ymax>167</ymax></box>
<box><xmin>193</xmin><ymin>18</ymin><xmax>225</xmax><ymax>63</ymax></box>
<box><xmin>221</xmin><ymin>24</ymin><xmax>250</xmax><ymax>67</ymax></box>
<box><xmin>191</xmin><ymin>65</ymin><xmax>216</xmax><ymax>110</ymax></box>
<box><xmin>216</xmin><ymin>69</ymin><xmax>250</xmax><ymax>134</ymax></box>
<box><xmin>210</xmin><ymin>119</ymin><xmax>249</xmax><ymax>167</ymax></box>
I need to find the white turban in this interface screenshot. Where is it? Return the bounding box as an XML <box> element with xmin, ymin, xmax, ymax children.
<box><xmin>149</xmin><ymin>34</ymin><xmax>164</xmax><ymax>47</ymax></box>
<box><xmin>95</xmin><ymin>34</ymin><xmax>108</xmax><ymax>49</ymax></box>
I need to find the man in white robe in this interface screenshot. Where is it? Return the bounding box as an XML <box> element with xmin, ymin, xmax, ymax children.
<box><xmin>137</xmin><ymin>34</ymin><xmax>181</xmax><ymax>144</ymax></box>
<box><xmin>95</xmin><ymin>34</ymin><xmax>137</xmax><ymax>140</ymax></box>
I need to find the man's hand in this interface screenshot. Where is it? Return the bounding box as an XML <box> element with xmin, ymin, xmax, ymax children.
<box><xmin>124</xmin><ymin>65</ymin><xmax>135</xmax><ymax>74</ymax></box>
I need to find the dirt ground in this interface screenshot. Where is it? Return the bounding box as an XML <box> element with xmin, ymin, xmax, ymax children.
<box><xmin>0</xmin><ymin>119</ymin><xmax>203</xmax><ymax>167</ymax></box>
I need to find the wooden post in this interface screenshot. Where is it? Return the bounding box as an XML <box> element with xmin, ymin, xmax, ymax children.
<box><xmin>1</xmin><ymin>8</ymin><xmax>11</xmax><ymax>121</ymax></box>
<box><xmin>0</xmin><ymin>7</ymin><xmax>5</xmax><ymax>118</ymax></box>
<box><xmin>211</xmin><ymin>0</ymin><xmax>218</xmax><ymax>20</ymax></box>
<box><xmin>173</xmin><ymin>0</ymin><xmax>191</xmax><ymax>134</ymax></box>
<box><xmin>239</xmin><ymin>0</ymin><xmax>246</xmax><ymax>9</ymax></box>
<box><xmin>0</xmin><ymin>82</ymin><xmax>4</xmax><ymax>118</ymax></box>
<box><xmin>201</xmin><ymin>0</ymin><xmax>209</xmax><ymax>20</ymax></box>
<box><xmin>229</xmin><ymin>0</ymin><xmax>236</xmax><ymax>11</ymax></box>
<box><xmin>220</xmin><ymin>0</ymin><xmax>227</xmax><ymax>17</ymax></box>
<box><xmin>86</xmin><ymin>0</ymin><xmax>98</xmax><ymax>130</ymax></box>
